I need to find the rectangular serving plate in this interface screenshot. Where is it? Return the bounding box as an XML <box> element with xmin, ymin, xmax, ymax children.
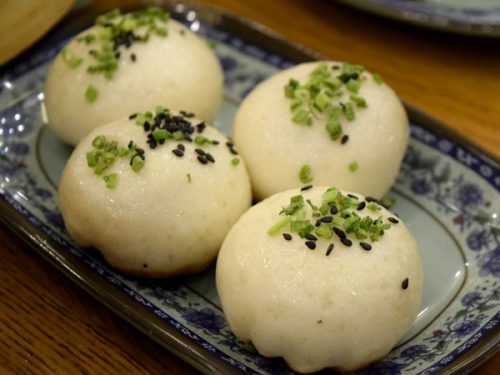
<box><xmin>0</xmin><ymin>2</ymin><xmax>498</xmax><ymax>374</ymax></box>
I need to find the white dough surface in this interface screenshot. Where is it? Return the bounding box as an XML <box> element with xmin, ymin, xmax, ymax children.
<box><xmin>233</xmin><ymin>61</ymin><xmax>409</xmax><ymax>200</ymax></box>
<box><xmin>59</xmin><ymin>116</ymin><xmax>251</xmax><ymax>277</ymax></box>
<box><xmin>216</xmin><ymin>186</ymin><xmax>423</xmax><ymax>373</ymax></box>
<box><xmin>45</xmin><ymin>19</ymin><xmax>223</xmax><ymax>145</ymax></box>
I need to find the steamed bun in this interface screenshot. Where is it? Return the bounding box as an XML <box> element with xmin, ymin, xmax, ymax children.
<box><xmin>216</xmin><ymin>186</ymin><xmax>422</xmax><ymax>373</ymax></box>
<box><xmin>59</xmin><ymin>109</ymin><xmax>251</xmax><ymax>277</ymax></box>
<box><xmin>44</xmin><ymin>7</ymin><xmax>223</xmax><ymax>145</ymax></box>
<box><xmin>233</xmin><ymin>61</ymin><xmax>408</xmax><ymax>200</ymax></box>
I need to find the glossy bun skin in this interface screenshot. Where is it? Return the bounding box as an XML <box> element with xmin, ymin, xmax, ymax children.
<box><xmin>233</xmin><ymin>61</ymin><xmax>408</xmax><ymax>200</ymax></box>
<box><xmin>216</xmin><ymin>186</ymin><xmax>423</xmax><ymax>373</ymax></box>
<box><xmin>59</xmin><ymin>115</ymin><xmax>251</xmax><ymax>277</ymax></box>
<box><xmin>45</xmin><ymin>19</ymin><xmax>223</xmax><ymax>145</ymax></box>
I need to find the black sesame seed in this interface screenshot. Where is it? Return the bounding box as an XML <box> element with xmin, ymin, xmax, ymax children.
<box><xmin>326</xmin><ymin>243</ymin><xmax>334</xmax><ymax>256</ymax></box>
<box><xmin>143</xmin><ymin>122</ymin><xmax>150</xmax><ymax>131</ymax></box>
<box><xmin>347</xmin><ymin>194</ymin><xmax>358</xmax><ymax>199</ymax></box>
<box><xmin>315</xmin><ymin>219</ymin><xmax>322</xmax><ymax>227</ymax></box>
<box><xmin>184</xmin><ymin>134</ymin><xmax>193</xmax><ymax>142</ymax></box>
<box><xmin>365</xmin><ymin>196</ymin><xmax>378</xmax><ymax>203</ymax></box>
<box><xmin>143</xmin><ymin>263</ymin><xmax>148</xmax><ymax>268</ymax></box>
<box><xmin>341</xmin><ymin>134</ymin><xmax>349</xmax><ymax>144</ymax></box>
<box><xmin>172</xmin><ymin>149</ymin><xmax>184</xmax><ymax>157</ymax></box>
<box><xmin>301</xmin><ymin>185</ymin><xmax>313</xmax><ymax>191</ymax></box>
<box><xmin>128</xmin><ymin>113</ymin><xmax>138</xmax><ymax>120</ymax></box>
<box><xmin>205</xmin><ymin>153</ymin><xmax>215</xmax><ymax>163</ymax></box>
<box><xmin>128</xmin><ymin>140</ymin><xmax>134</xmax><ymax>148</ymax></box>
<box><xmin>229</xmin><ymin>147</ymin><xmax>238</xmax><ymax>155</ymax></box>
<box><xmin>180</xmin><ymin>111</ymin><xmax>194</xmax><ymax>118</ymax></box>
<box><xmin>282</xmin><ymin>233</ymin><xmax>292</xmax><ymax>241</ymax></box>
<box><xmin>135</xmin><ymin>147</ymin><xmax>145</xmax><ymax>155</ymax></box>
<box><xmin>305</xmin><ymin>240</ymin><xmax>316</xmax><ymax>250</ymax></box>
<box><xmin>226</xmin><ymin>141</ymin><xmax>234</xmax><ymax>147</ymax></box>
<box><xmin>341</xmin><ymin>237</ymin><xmax>353</xmax><ymax>247</ymax></box>
<box><xmin>332</xmin><ymin>65</ymin><xmax>340</xmax><ymax>70</ymax></box>
<box><xmin>177</xmin><ymin>144</ymin><xmax>185</xmax><ymax>151</ymax></box>
<box><xmin>115</xmin><ymin>51</ymin><xmax>121</xmax><ymax>59</ymax></box>
<box><xmin>320</xmin><ymin>216</ymin><xmax>333</xmax><ymax>223</ymax></box>
<box><xmin>402</xmin><ymin>278</ymin><xmax>409</xmax><ymax>290</ymax></box>
<box><xmin>130</xmin><ymin>53</ymin><xmax>136</xmax><ymax>62</ymax></box>
<box><xmin>194</xmin><ymin>148</ymin><xmax>205</xmax><ymax>155</ymax></box>
<box><xmin>305</xmin><ymin>233</ymin><xmax>317</xmax><ymax>241</ymax></box>
<box><xmin>148</xmin><ymin>140</ymin><xmax>157</xmax><ymax>149</ymax></box>
<box><xmin>388</xmin><ymin>217</ymin><xmax>399</xmax><ymax>224</ymax></box>
<box><xmin>196</xmin><ymin>122</ymin><xmax>206</xmax><ymax>133</ymax></box>
<box><xmin>360</xmin><ymin>242</ymin><xmax>372</xmax><ymax>251</ymax></box>
<box><xmin>137</xmin><ymin>153</ymin><xmax>145</xmax><ymax>160</ymax></box>
<box><xmin>357</xmin><ymin>201</ymin><xmax>366</xmax><ymax>210</ymax></box>
<box><xmin>212</xmin><ymin>140</ymin><xmax>220</xmax><ymax>145</ymax></box>
<box><xmin>333</xmin><ymin>227</ymin><xmax>346</xmax><ymax>239</ymax></box>
<box><xmin>330</xmin><ymin>206</ymin><xmax>338</xmax><ymax>215</ymax></box>
<box><xmin>197</xmin><ymin>155</ymin><xmax>208</xmax><ymax>164</ymax></box>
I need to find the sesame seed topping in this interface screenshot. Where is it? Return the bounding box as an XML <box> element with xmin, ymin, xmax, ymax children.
<box><xmin>172</xmin><ymin>149</ymin><xmax>184</xmax><ymax>157</ymax></box>
<box><xmin>128</xmin><ymin>113</ymin><xmax>138</xmax><ymax>120</ymax></box>
<box><xmin>357</xmin><ymin>201</ymin><xmax>366</xmax><ymax>210</ymax></box>
<box><xmin>197</xmin><ymin>155</ymin><xmax>208</xmax><ymax>164</ymax></box>
<box><xmin>360</xmin><ymin>242</ymin><xmax>372</xmax><ymax>251</ymax></box>
<box><xmin>301</xmin><ymin>184</ymin><xmax>313</xmax><ymax>191</ymax></box>
<box><xmin>282</xmin><ymin>233</ymin><xmax>292</xmax><ymax>241</ymax></box>
<box><xmin>326</xmin><ymin>243</ymin><xmax>334</xmax><ymax>256</ymax></box>
<box><xmin>305</xmin><ymin>233</ymin><xmax>317</xmax><ymax>241</ymax></box>
<box><xmin>402</xmin><ymin>278</ymin><xmax>409</xmax><ymax>290</ymax></box>
<box><xmin>205</xmin><ymin>153</ymin><xmax>215</xmax><ymax>163</ymax></box>
<box><xmin>194</xmin><ymin>148</ymin><xmax>205</xmax><ymax>155</ymax></box>
<box><xmin>212</xmin><ymin>140</ymin><xmax>220</xmax><ymax>145</ymax></box>
<box><xmin>347</xmin><ymin>194</ymin><xmax>358</xmax><ymax>199</ymax></box>
<box><xmin>341</xmin><ymin>134</ymin><xmax>349</xmax><ymax>144</ymax></box>
<box><xmin>365</xmin><ymin>196</ymin><xmax>378</xmax><ymax>203</ymax></box>
<box><xmin>143</xmin><ymin>263</ymin><xmax>148</xmax><ymax>268</ymax></box>
<box><xmin>320</xmin><ymin>216</ymin><xmax>333</xmax><ymax>223</ymax></box>
<box><xmin>177</xmin><ymin>144</ymin><xmax>185</xmax><ymax>151</ymax></box>
<box><xmin>196</xmin><ymin>122</ymin><xmax>206</xmax><ymax>133</ymax></box>
<box><xmin>341</xmin><ymin>237</ymin><xmax>353</xmax><ymax>247</ymax></box>
<box><xmin>130</xmin><ymin>53</ymin><xmax>136</xmax><ymax>62</ymax></box>
<box><xmin>180</xmin><ymin>111</ymin><xmax>195</xmax><ymax>118</ymax></box>
<box><xmin>330</xmin><ymin>206</ymin><xmax>338</xmax><ymax>215</ymax></box>
<box><xmin>305</xmin><ymin>240</ymin><xmax>316</xmax><ymax>250</ymax></box>
<box><xmin>388</xmin><ymin>217</ymin><xmax>399</xmax><ymax>224</ymax></box>
<box><xmin>333</xmin><ymin>227</ymin><xmax>346</xmax><ymax>239</ymax></box>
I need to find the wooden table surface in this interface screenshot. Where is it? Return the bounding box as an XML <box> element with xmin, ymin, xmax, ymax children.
<box><xmin>0</xmin><ymin>0</ymin><xmax>498</xmax><ymax>374</ymax></box>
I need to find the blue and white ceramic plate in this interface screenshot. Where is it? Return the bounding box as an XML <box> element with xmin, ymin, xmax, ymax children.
<box><xmin>334</xmin><ymin>0</ymin><xmax>500</xmax><ymax>37</ymax></box>
<box><xmin>0</xmin><ymin>2</ymin><xmax>498</xmax><ymax>374</ymax></box>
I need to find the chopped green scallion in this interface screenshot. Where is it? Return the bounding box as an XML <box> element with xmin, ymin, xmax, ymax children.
<box><xmin>61</xmin><ymin>48</ymin><xmax>83</xmax><ymax>68</ymax></box>
<box><xmin>103</xmin><ymin>173</ymin><xmax>118</xmax><ymax>188</ymax></box>
<box><xmin>267</xmin><ymin>216</ymin><xmax>292</xmax><ymax>235</ymax></box>
<box><xmin>131</xmin><ymin>156</ymin><xmax>144</xmax><ymax>172</ymax></box>
<box><xmin>299</xmin><ymin>164</ymin><xmax>313</xmax><ymax>183</ymax></box>
<box><xmin>85</xmin><ymin>85</ymin><xmax>99</xmax><ymax>103</ymax></box>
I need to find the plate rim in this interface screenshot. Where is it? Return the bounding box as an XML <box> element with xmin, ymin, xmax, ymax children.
<box><xmin>0</xmin><ymin>1</ymin><xmax>498</xmax><ymax>374</ymax></box>
<box><xmin>333</xmin><ymin>0</ymin><xmax>500</xmax><ymax>37</ymax></box>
